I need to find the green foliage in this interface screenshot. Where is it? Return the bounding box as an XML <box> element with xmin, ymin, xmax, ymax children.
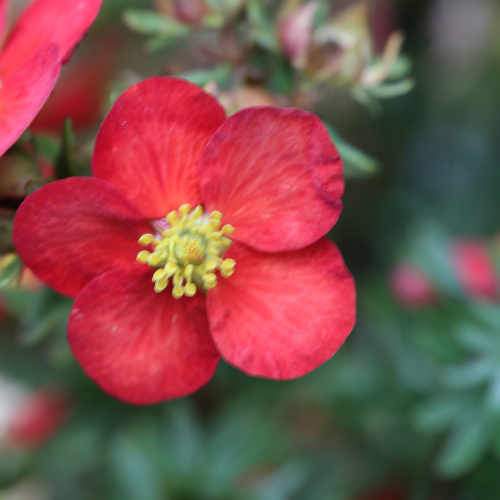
<box><xmin>0</xmin><ymin>255</ymin><xmax>21</xmax><ymax>290</ymax></box>
<box><xmin>245</xmin><ymin>0</ymin><xmax>279</xmax><ymax>52</ymax></box>
<box><xmin>123</xmin><ymin>9</ymin><xmax>189</xmax><ymax>51</ymax></box>
<box><xmin>3</xmin><ymin>1</ymin><xmax>500</xmax><ymax>499</ymax></box>
<box><xmin>327</xmin><ymin>125</ymin><xmax>379</xmax><ymax>178</ymax></box>
<box><xmin>55</xmin><ymin>120</ymin><xmax>77</xmax><ymax>180</ymax></box>
<box><xmin>123</xmin><ymin>9</ymin><xmax>189</xmax><ymax>37</ymax></box>
<box><xmin>181</xmin><ymin>65</ymin><xmax>232</xmax><ymax>87</ymax></box>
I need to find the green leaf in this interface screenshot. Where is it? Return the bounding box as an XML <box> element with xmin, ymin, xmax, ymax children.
<box><xmin>457</xmin><ymin>326</ymin><xmax>495</xmax><ymax>354</ymax></box>
<box><xmin>162</xmin><ymin>403</ymin><xmax>204</xmax><ymax>476</ymax></box>
<box><xmin>436</xmin><ymin>417</ymin><xmax>492</xmax><ymax>477</ymax></box>
<box><xmin>180</xmin><ymin>65</ymin><xmax>231</xmax><ymax>87</ymax></box>
<box><xmin>55</xmin><ymin>119</ymin><xmax>76</xmax><ymax>179</ymax></box>
<box><xmin>369</xmin><ymin>78</ymin><xmax>415</xmax><ymax>99</ymax></box>
<box><xmin>409</xmin><ymin>223</ymin><xmax>461</xmax><ymax>296</ymax></box>
<box><xmin>20</xmin><ymin>303</ymin><xmax>71</xmax><ymax>346</ymax></box>
<box><xmin>414</xmin><ymin>398</ymin><xmax>465</xmax><ymax>433</ymax></box>
<box><xmin>123</xmin><ymin>9</ymin><xmax>189</xmax><ymax>38</ymax></box>
<box><xmin>144</xmin><ymin>36</ymin><xmax>171</xmax><ymax>52</ymax></box>
<box><xmin>470</xmin><ymin>302</ymin><xmax>500</xmax><ymax>331</ymax></box>
<box><xmin>352</xmin><ymin>87</ymin><xmax>382</xmax><ymax>113</ymax></box>
<box><xmin>246</xmin><ymin>0</ymin><xmax>278</xmax><ymax>51</ymax></box>
<box><xmin>443</xmin><ymin>360</ymin><xmax>493</xmax><ymax>389</ymax></box>
<box><xmin>487</xmin><ymin>375</ymin><xmax>500</xmax><ymax>412</ymax></box>
<box><xmin>110</xmin><ymin>429</ymin><xmax>163</xmax><ymax>500</ymax></box>
<box><xmin>0</xmin><ymin>452</ymin><xmax>32</xmax><ymax>487</ymax></box>
<box><xmin>32</xmin><ymin>134</ymin><xmax>60</xmax><ymax>163</ymax></box>
<box><xmin>327</xmin><ymin>125</ymin><xmax>379</xmax><ymax>178</ymax></box>
<box><xmin>0</xmin><ymin>254</ymin><xmax>21</xmax><ymax>290</ymax></box>
<box><xmin>267</xmin><ymin>56</ymin><xmax>294</xmax><ymax>95</ymax></box>
<box><xmin>252</xmin><ymin>462</ymin><xmax>309</xmax><ymax>500</ymax></box>
<box><xmin>388</xmin><ymin>56</ymin><xmax>412</xmax><ymax>80</ymax></box>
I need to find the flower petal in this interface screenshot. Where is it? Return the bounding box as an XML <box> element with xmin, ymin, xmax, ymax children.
<box><xmin>207</xmin><ymin>239</ymin><xmax>356</xmax><ymax>379</ymax></box>
<box><xmin>452</xmin><ymin>240</ymin><xmax>498</xmax><ymax>301</ymax></box>
<box><xmin>8</xmin><ymin>390</ymin><xmax>68</xmax><ymax>448</ymax></box>
<box><xmin>93</xmin><ymin>77</ymin><xmax>226</xmax><ymax>218</ymax></box>
<box><xmin>13</xmin><ymin>177</ymin><xmax>150</xmax><ymax>297</ymax></box>
<box><xmin>32</xmin><ymin>48</ymin><xmax>114</xmax><ymax>133</ymax></box>
<box><xmin>0</xmin><ymin>45</ymin><xmax>60</xmax><ymax>156</ymax></box>
<box><xmin>390</xmin><ymin>263</ymin><xmax>437</xmax><ymax>308</ymax></box>
<box><xmin>68</xmin><ymin>269</ymin><xmax>219</xmax><ymax>404</ymax></box>
<box><xmin>200</xmin><ymin>107</ymin><xmax>344</xmax><ymax>252</ymax></box>
<box><xmin>1</xmin><ymin>0</ymin><xmax>102</xmax><ymax>66</ymax></box>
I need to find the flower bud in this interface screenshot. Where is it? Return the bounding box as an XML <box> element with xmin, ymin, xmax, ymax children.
<box><xmin>7</xmin><ymin>389</ymin><xmax>69</xmax><ymax>448</ymax></box>
<box><xmin>390</xmin><ymin>263</ymin><xmax>436</xmax><ymax>308</ymax></box>
<box><xmin>155</xmin><ymin>0</ymin><xmax>207</xmax><ymax>25</ymax></box>
<box><xmin>278</xmin><ymin>1</ymin><xmax>317</xmax><ymax>69</ymax></box>
<box><xmin>452</xmin><ymin>240</ymin><xmax>498</xmax><ymax>302</ymax></box>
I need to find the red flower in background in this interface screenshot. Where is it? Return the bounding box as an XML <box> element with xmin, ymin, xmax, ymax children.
<box><xmin>31</xmin><ymin>48</ymin><xmax>114</xmax><ymax>134</ymax></box>
<box><xmin>390</xmin><ymin>239</ymin><xmax>498</xmax><ymax>308</ymax></box>
<box><xmin>278</xmin><ymin>1</ymin><xmax>317</xmax><ymax>69</ymax></box>
<box><xmin>390</xmin><ymin>263</ymin><xmax>436</xmax><ymax>308</ymax></box>
<box><xmin>452</xmin><ymin>240</ymin><xmax>498</xmax><ymax>301</ymax></box>
<box><xmin>14</xmin><ymin>77</ymin><xmax>356</xmax><ymax>404</ymax></box>
<box><xmin>0</xmin><ymin>0</ymin><xmax>102</xmax><ymax>156</ymax></box>
<box><xmin>7</xmin><ymin>389</ymin><xmax>68</xmax><ymax>448</ymax></box>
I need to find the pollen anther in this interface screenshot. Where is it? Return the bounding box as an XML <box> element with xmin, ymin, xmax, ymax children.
<box><xmin>136</xmin><ymin>204</ymin><xmax>235</xmax><ymax>298</ymax></box>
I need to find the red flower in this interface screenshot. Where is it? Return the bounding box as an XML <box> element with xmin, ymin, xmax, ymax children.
<box><xmin>31</xmin><ymin>47</ymin><xmax>114</xmax><ymax>133</ymax></box>
<box><xmin>452</xmin><ymin>240</ymin><xmax>498</xmax><ymax>302</ymax></box>
<box><xmin>278</xmin><ymin>1</ymin><xmax>317</xmax><ymax>69</ymax></box>
<box><xmin>7</xmin><ymin>389</ymin><xmax>68</xmax><ymax>448</ymax></box>
<box><xmin>0</xmin><ymin>0</ymin><xmax>102</xmax><ymax>156</ymax></box>
<box><xmin>14</xmin><ymin>77</ymin><xmax>356</xmax><ymax>404</ymax></box>
<box><xmin>390</xmin><ymin>263</ymin><xmax>436</xmax><ymax>308</ymax></box>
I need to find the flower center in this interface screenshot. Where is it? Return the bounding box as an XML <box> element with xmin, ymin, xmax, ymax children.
<box><xmin>136</xmin><ymin>204</ymin><xmax>236</xmax><ymax>298</ymax></box>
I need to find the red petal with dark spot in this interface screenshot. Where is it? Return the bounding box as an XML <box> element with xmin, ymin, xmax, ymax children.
<box><xmin>200</xmin><ymin>107</ymin><xmax>344</xmax><ymax>252</ymax></box>
<box><xmin>207</xmin><ymin>239</ymin><xmax>355</xmax><ymax>379</ymax></box>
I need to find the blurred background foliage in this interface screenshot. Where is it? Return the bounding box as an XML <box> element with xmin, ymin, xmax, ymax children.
<box><xmin>0</xmin><ymin>0</ymin><xmax>499</xmax><ymax>499</ymax></box>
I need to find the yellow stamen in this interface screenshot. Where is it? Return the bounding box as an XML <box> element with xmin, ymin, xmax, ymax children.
<box><xmin>220</xmin><ymin>258</ymin><xmax>236</xmax><ymax>278</ymax></box>
<box><xmin>136</xmin><ymin>204</ymin><xmax>236</xmax><ymax>298</ymax></box>
<box><xmin>138</xmin><ymin>233</ymin><xmax>155</xmax><ymax>245</ymax></box>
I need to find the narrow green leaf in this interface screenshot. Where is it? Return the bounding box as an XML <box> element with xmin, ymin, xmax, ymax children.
<box><xmin>110</xmin><ymin>430</ymin><xmax>162</xmax><ymax>500</ymax></box>
<box><xmin>144</xmin><ymin>36</ymin><xmax>171</xmax><ymax>52</ymax></box>
<box><xmin>414</xmin><ymin>398</ymin><xmax>465</xmax><ymax>433</ymax></box>
<box><xmin>487</xmin><ymin>375</ymin><xmax>500</xmax><ymax>412</ymax></box>
<box><xmin>123</xmin><ymin>9</ymin><xmax>188</xmax><ymax>38</ymax></box>
<box><xmin>443</xmin><ymin>360</ymin><xmax>493</xmax><ymax>389</ymax></box>
<box><xmin>55</xmin><ymin>119</ymin><xmax>76</xmax><ymax>179</ymax></box>
<box><xmin>0</xmin><ymin>254</ymin><xmax>21</xmax><ymax>290</ymax></box>
<box><xmin>369</xmin><ymin>78</ymin><xmax>415</xmax><ymax>99</ymax></box>
<box><xmin>246</xmin><ymin>0</ymin><xmax>278</xmax><ymax>51</ymax></box>
<box><xmin>388</xmin><ymin>56</ymin><xmax>412</xmax><ymax>80</ymax></box>
<box><xmin>457</xmin><ymin>326</ymin><xmax>494</xmax><ymax>354</ymax></box>
<box><xmin>436</xmin><ymin>417</ymin><xmax>491</xmax><ymax>477</ymax></box>
<box><xmin>253</xmin><ymin>462</ymin><xmax>309</xmax><ymax>500</ymax></box>
<box><xmin>327</xmin><ymin>125</ymin><xmax>379</xmax><ymax>178</ymax></box>
<box><xmin>21</xmin><ymin>304</ymin><xmax>71</xmax><ymax>346</ymax></box>
<box><xmin>32</xmin><ymin>134</ymin><xmax>60</xmax><ymax>163</ymax></box>
<box><xmin>180</xmin><ymin>65</ymin><xmax>231</xmax><ymax>87</ymax></box>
